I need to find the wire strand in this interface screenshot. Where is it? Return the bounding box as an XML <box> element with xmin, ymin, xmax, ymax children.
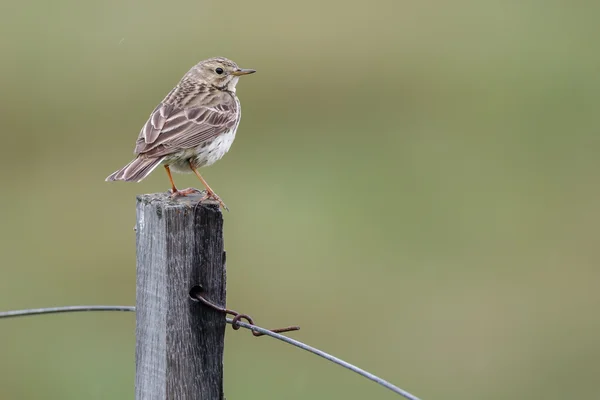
<box><xmin>227</xmin><ymin>317</ymin><xmax>422</xmax><ymax>400</ymax></box>
<box><xmin>0</xmin><ymin>306</ymin><xmax>422</xmax><ymax>400</ymax></box>
<box><xmin>0</xmin><ymin>305</ymin><xmax>135</xmax><ymax>318</ymax></box>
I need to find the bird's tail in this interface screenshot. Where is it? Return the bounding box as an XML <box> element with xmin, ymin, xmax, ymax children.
<box><xmin>105</xmin><ymin>156</ymin><xmax>165</xmax><ymax>182</ymax></box>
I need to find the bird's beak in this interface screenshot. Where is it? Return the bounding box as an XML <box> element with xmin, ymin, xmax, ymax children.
<box><xmin>231</xmin><ymin>68</ymin><xmax>256</xmax><ymax>76</ymax></box>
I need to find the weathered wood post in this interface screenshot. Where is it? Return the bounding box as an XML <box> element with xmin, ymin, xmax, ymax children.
<box><xmin>135</xmin><ymin>192</ymin><xmax>226</xmax><ymax>400</ymax></box>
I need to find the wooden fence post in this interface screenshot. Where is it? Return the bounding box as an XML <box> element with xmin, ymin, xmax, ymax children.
<box><xmin>135</xmin><ymin>192</ymin><xmax>226</xmax><ymax>400</ymax></box>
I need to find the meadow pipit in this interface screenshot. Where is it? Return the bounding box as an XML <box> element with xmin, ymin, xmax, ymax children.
<box><xmin>106</xmin><ymin>57</ymin><xmax>255</xmax><ymax>210</ymax></box>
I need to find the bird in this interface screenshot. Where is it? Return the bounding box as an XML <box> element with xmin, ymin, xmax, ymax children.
<box><xmin>106</xmin><ymin>57</ymin><xmax>256</xmax><ymax>211</ymax></box>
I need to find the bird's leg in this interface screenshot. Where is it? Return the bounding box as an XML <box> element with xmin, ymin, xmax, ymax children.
<box><xmin>189</xmin><ymin>161</ymin><xmax>229</xmax><ymax>211</ymax></box>
<box><xmin>165</xmin><ymin>165</ymin><xmax>177</xmax><ymax>193</ymax></box>
<box><xmin>165</xmin><ymin>165</ymin><xmax>199</xmax><ymax>198</ymax></box>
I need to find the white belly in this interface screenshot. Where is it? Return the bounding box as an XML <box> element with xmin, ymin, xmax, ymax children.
<box><xmin>193</xmin><ymin>129</ymin><xmax>236</xmax><ymax>168</ymax></box>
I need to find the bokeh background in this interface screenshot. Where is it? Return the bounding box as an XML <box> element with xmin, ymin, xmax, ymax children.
<box><xmin>1</xmin><ymin>1</ymin><xmax>600</xmax><ymax>399</ymax></box>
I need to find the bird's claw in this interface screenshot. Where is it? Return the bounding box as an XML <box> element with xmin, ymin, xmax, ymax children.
<box><xmin>201</xmin><ymin>192</ymin><xmax>229</xmax><ymax>212</ymax></box>
<box><xmin>169</xmin><ymin>187</ymin><xmax>201</xmax><ymax>198</ymax></box>
<box><xmin>168</xmin><ymin>188</ymin><xmax>228</xmax><ymax>211</ymax></box>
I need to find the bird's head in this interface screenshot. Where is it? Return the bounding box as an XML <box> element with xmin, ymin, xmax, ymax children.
<box><xmin>188</xmin><ymin>57</ymin><xmax>255</xmax><ymax>92</ymax></box>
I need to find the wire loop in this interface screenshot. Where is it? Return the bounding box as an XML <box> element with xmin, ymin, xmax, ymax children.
<box><xmin>189</xmin><ymin>286</ymin><xmax>300</xmax><ymax>337</ymax></box>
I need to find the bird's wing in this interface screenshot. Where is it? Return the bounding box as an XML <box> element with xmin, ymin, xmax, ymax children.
<box><xmin>134</xmin><ymin>95</ymin><xmax>238</xmax><ymax>158</ymax></box>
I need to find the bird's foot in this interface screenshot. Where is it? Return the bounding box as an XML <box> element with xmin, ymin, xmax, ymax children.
<box><xmin>169</xmin><ymin>187</ymin><xmax>201</xmax><ymax>198</ymax></box>
<box><xmin>201</xmin><ymin>191</ymin><xmax>229</xmax><ymax>212</ymax></box>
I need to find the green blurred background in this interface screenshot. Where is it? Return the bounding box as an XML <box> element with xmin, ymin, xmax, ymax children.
<box><xmin>1</xmin><ymin>0</ymin><xmax>600</xmax><ymax>399</ymax></box>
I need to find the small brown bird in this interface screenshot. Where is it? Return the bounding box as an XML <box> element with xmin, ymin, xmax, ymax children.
<box><xmin>106</xmin><ymin>57</ymin><xmax>255</xmax><ymax>210</ymax></box>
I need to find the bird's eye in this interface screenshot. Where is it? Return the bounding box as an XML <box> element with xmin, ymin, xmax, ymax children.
<box><xmin>215</xmin><ymin>68</ymin><xmax>224</xmax><ymax>75</ymax></box>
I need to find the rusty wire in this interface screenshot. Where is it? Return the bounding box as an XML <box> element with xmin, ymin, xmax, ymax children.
<box><xmin>189</xmin><ymin>285</ymin><xmax>300</xmax><ymax>337</ymax></box>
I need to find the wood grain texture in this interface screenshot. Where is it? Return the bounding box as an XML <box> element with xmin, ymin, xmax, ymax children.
<box><xmin>135</xmin><ymin>192</ymin><xmax>226</xmax><ymax>400</ymax></box>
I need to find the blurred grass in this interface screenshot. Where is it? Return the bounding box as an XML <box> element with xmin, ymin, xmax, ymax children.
<box><xmin>1</xmin><ymin>0</ymin><xmax>600</xmax><ymax>399</ymax></box>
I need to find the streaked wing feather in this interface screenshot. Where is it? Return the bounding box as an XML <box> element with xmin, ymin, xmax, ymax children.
<box><xmin>141</xmin><ymin>103</ymin><xmax>174</xmax><ymax>146</ymax></box>
<box><xmin>134</xmin><ymin>97</ymin><xmax>237</xmax><ymax>158</ymax></box>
